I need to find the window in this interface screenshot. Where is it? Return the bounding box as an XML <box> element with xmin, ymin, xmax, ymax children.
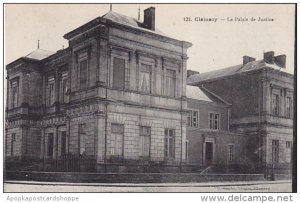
<box><xmin>11</xmin><ymin>79</ymin><xmax>19</xmax><ymax>108</ymax></box>
<box><xmin>187</xmin><ymin>110</ymin><xmax>199</xmax><ymax>128</ymax></box>
<box><xmin>272</xmin><ymin>93</ymin><xmax>280</xmax><ymax>116</ymax></box>
<box><xmin>187</xmin><ymin>111</ymin><xmax>192</xmax><ymax>127</ymax></box>
<box><xmin>227</xmin><ymin>144</ymin><xmax>234</xmax><ymax>163</ymax></box>
<box><xmin>139</xmin><ymin>126</ymin><xmax>151</xmax><ymax>158</ymax></box>
<box><xmin>11</xmin><ymin>133</ymin><xmax>16</xmax><ymax>156</ymax></box>
<box><xmin>164</xmin><ymin>129</ymin><xmax>175</xmax><ymax>159</ymax></box>
<box><xmin>12</xmin><ymin>133</ymin><xmax>16</xmax><ymax>141</ymax></box>
<box><xmin>140</xmin><ymin>64</ymin><xmax>152</xmax><ymax>93</ymax></box>
<box><xmin>286</xmin><ymin>141</ymin><xmax>292</xmax><ymax>149</ymax></box>
<box><xmin>185</xmin><ymin>140</ymin><xmax>189</xmax><ymax>160</ymax></box>
<box><xmin>47</xmin><ymin>76</ymin><xmax>55</xmax><ymax>106</ymax></box>
<box><xmin>272</xmin><ymin>140</ymin><xmax>279</xmax><ymax>163</ymax></box>
<box><xmin>47</xmin><ymin>133</ymin><xmax>54</xmax><ymax>157</ymax></box>
<box><xmin>113</xmin><ymin>57</ymin><xmax>125</xmax><ymax>89</ymax></box>
<box><xmin>165</xmin><ymin>69</ymin><xmax>176</xmax><ymax>97</ymax></box>
<box><xmin>111</xmin><ymin>124</ymin><xmax>124</xmax><ymax>156</ymax></box>
<box><xmin>61</xmin><ymin>131</ymin><xmax>67</xmax><ymax>156</ymax></box>
<box><xmin>61</xmin><ymin>73</ymin><xmax>68</xmax><ymax>103</ymax></box>
<box><xmin>209</xmin><ymin>113</ymin><xmax>220</xmax><ymax>130</ymax></box>
<box><xmin>49</xmin><ymin>84</ymin><xmax>55</xmax><ymax>105</ymax></box>
<box><xmin>78</xmin><ymin>124</ymin><xmax>86</xmax><ymax>155</ymax></box>
<box><xmin>192</xmin><ymin>111</ymin><xmax>199</xmax><ymax>127</ymax></box>
<box><xmin>79</xmin><ymin>60</ymin><xmax>88</xmax><ymax>89</ymax></box>
<box><xmin>286</xmin><ymin>96</ymin><xmax>292</xmax><ymax>118</ymax></box>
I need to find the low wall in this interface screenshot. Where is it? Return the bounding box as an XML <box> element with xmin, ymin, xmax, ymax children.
<box><xmin>5</xmin><ymin>171</ymin><xmax>265</xmax><ymax>183</ymax></box>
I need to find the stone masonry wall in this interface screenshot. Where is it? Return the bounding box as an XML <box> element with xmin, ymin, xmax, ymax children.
<box><xmin>6</xmin><ymin>127</ymin><xmax>23</xmax><ymax>157</ymax></box>
<box><xmin>106</xmin><ymin>103</ymin><xmax>185</xmax><ymax>163</ymax></box>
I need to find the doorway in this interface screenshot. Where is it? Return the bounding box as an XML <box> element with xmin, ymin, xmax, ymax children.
<box><xmin>205</xmin><ymin>142</ymin><xmax>214</xmax><ymax>165</ymax></box>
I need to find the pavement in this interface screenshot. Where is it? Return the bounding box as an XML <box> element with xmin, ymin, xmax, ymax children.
<box><xmin>4</xmin><ymin>180</ymin><xmax>292</xmax><ymax>192</ymax></box>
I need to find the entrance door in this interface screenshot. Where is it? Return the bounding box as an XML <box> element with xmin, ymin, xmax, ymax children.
<box><xmin>205</xmin><ymin>142</ymin><xmax>213</xmax><ymax>165</ymax></box>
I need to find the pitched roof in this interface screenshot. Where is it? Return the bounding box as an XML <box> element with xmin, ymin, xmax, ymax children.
<box><xmin>25</xmin><ymin>49</ymin><xmax>54</xmax><ymax>61</ymax></box>
<box><xmin>186</xmin><ymin>85</ymin><xmax>213</xmax><ymax>102</ymax></box>
<box><xmin>187</xmin><ymin>60</ymin><xmax>267</xmax><ymax>84</ymax></box>
<box><xmin>102</xmin><ymin>11</ymin><xmax>167</xmax><ymax>36</ymax></box>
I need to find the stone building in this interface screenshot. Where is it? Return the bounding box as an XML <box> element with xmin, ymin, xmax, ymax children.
<box><xmin>5</xmin><ymin>7</ymin><xmax>192</xmax><ymax>172</ymax></box>
<box><xmin>185</xmin><ymin>85</ymin><xmax>248</xmax><ymax>170</ymax></box>
<box><xmin>188</xmin><ymin>52</ymin><xmax>294</xmax><ymax>173</ymax></box>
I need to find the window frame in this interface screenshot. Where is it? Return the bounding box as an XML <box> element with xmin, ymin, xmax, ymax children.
<box><xmin>11</xmin><ymin>133</ymin><xmax>16</xmax><ymax>156</ymax></box>
<box><xmin>187</xmin><ymin>109</ymin><xmax>199</xmax><ymax>128</ymax></box>
<box><xmin>139</xmin><ymin>126</ymin><xmax>151</xmax><ymax>158</ymax></box>
<box><xmin>271</xmin><ymin>88</ymin><xmax>281</xmax><ymax>116</ymax></box>
<box><xmin>227</xmin><ymin>144</ymin><xmax>234</xmax><ymax>163</ymax></box>
<box><xmin>286</xmin><ymin>96</ymin><xmax>292</xmax><ymax>118</ymax></box>
<box><xmin>209</xmin><ymin>112</ymin><xmax>220</xmax><ymax>130</ymax></box>
<box><xmin>10</xmin><ymin>78</ymin><xmax>19</xmax><ymax>109</ymax></box>
<box><xmin>47</xmin><ymin>76</ymin><xmax>55</xmax><ymax>106</ymax></box>
<box><xmin>62</xmin><ymin>76</ymin><xmax>68</xmax><ymax>104</ymax></box>
<box><xmin>78</xmin><ymin>124</ymin><xmax>86</xmax><ymax>155</ymax></box>
<box><xmin>61</xmin><ymin>131</ymin><xmax>67</xmax><ymax>156</ymax></box>
<box><xmin>185</xmin><ymin>140</ymin><xmax>189</xmax><ymax>160</ymax></box>
<box><xmin>164</xmin><ymin>128</ymin><xmax>175</xmax><ymax>160</ymax></box>
<box><xmin>271</xmin><ymin>140</ymin><xmax>279</xmax><ymax>163</ymax></box>
<box><xmin>112</xmin><ymin>57</ymin><xmax>127</xmax><ymax>90</ymax></box>
<box><xmin>110</xmin><ymin>123</ymin><xmax>124</xmax><ymax>157</ymax></box>
<box><xmin>77</xmin><ymin>51</ymin><xmax>89</xmax><ymax>90</ymax></box>
<box><xmin>47</xmin><ymin>133</ymin><xmax>54</xmax><ymax>158</ymax></box>
<box><xmin>164</xmin><ymin>69</ymin><xmax>176</xmax><ymax>97</ymax></box>
<box><xmin>79</xmin><ymin>59</ymin><xmax>88</xmax><ymax>89</ymax></box>
<box><xmin>139</xmin><ymin>63</ymin><xmax>152</xmax><ymax>94</ymax></box>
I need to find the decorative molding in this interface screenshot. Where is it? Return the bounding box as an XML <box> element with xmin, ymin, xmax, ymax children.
<box><xmin>69</xmin><ymin>25</ymin><xmax>108</xmax><ymax>46</ymax></box>
<box><xmin>108</xmin><ymin>43</ymin><xmax>133</xmax><ymax>53</ymax></box>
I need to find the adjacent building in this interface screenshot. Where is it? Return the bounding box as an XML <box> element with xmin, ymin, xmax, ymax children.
<box><xmin>188</xmin><ymin>52</ymin><xmax>294</xmax><ymax>173</ymax></box>
<box><xmin>185</xmin><ymin>85</ymin><xmax>248</xmax><ymax>172</ymax></box>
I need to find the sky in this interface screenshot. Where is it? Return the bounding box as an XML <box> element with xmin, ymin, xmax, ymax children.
<box><xmin>4</xmin><ymin>4</ymin><xmax>295</xmax><ymax>74</ymax></box>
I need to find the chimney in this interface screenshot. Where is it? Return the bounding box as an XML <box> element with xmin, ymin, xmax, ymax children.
<box><xmin>143</xmin><ymin>7</ymin><xmax>155</xmax><ymax>30</ymax></box>
<box><xmin>264</xmin><ymin>51</ymin><xmax>275</xmax><ymax>64</ymax></box>
<box><xmin>187</xmin><ymin>70</ymin><xmax>199</xmax><ymax>78</ymax></box>
<box><xmin>243</xmin><ymin>56</ymin><xmax>256</xmax><ymax>65</ymax></box>
<box><xmin>274</xmin><ymin>55</ymin><xmax>286</xmax><ymax>68</ymax></box>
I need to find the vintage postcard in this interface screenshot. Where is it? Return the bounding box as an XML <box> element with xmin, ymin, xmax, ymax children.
<box><xmin>3</xmin><ymin>3</ymin><xmax>296</xmax><ymax>194</ymax></box>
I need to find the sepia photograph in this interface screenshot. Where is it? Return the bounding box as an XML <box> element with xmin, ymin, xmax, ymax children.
<box><xmin>3</xmin><ymin>3</ymin><xmax>296</xmax><ymax>194</ymax></box>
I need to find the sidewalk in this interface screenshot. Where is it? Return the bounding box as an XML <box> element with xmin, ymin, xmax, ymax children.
<box><xmin>5</xmin><ymin>180</ymin><xmax>291</xmax><ymax>187</ymax></box>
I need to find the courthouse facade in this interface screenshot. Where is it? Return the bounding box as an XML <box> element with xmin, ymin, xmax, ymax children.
<box><xmin>5</xmin><ymin>7</ymin><xmax>192</xmax><ymax>171</ymax></box>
